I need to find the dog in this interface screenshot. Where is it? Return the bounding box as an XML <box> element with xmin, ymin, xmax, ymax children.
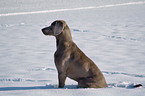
<box><xmin>42</xmin><ymin>20</ymin><xmax>107</xmax><ymax>88</ymax></box>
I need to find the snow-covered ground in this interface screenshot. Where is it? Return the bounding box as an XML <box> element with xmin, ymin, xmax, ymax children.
<box><xmin>0</xmin><ymin>0</ymin><xmax>145</xmax><ymax>96</ymax></box>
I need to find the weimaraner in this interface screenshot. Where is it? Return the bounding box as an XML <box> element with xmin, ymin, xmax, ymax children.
<box><xmin>41</xmin><ymin>20</ymin><xmax>108</xmax><ymax>88</ymax></box>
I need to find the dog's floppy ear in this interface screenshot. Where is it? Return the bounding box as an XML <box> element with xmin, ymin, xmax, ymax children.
<box><xmin>54</xmin><ymin>21</ymin><xmax>64</xmax><ymax>36</ymax></box>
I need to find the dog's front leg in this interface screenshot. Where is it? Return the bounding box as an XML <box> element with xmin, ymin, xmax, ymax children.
<box><xmin>58</xmin><ymin>73</ymin><xmax>66</xmax><ymax>88</ymax></box>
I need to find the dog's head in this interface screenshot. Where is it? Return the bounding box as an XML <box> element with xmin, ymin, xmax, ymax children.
<box><xmin>42</xmin><ymin>20</ymin><xmax>66</xmax><ymax>36</ymax></box>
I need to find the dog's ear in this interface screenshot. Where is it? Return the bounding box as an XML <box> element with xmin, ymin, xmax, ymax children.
<box><xmin>54</xmin><ymin>21</ymin><xmax>64</xmax><ymax>36</ymax></box>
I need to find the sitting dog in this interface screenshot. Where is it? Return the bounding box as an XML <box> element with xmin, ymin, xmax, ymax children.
<box><xmin>42</xmin><ymin>20</ymin><xmax>107</xmax><ymax>88</ymax></box>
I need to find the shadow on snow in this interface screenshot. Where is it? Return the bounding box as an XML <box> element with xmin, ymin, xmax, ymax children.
<box><xmin>0</xmin><ymin>83</ymin><xmax>143</xmax><ymax>91</ymax></box>
<box><xmin>0</xmin><ymin>85</ymin><xmax>78</xmax><ymax>91</ymax></box>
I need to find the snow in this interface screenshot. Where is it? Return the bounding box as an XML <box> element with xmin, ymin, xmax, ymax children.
<box><xmin>0</xmin><ymin>0</ymin><xmax>145</xmax><ymax>96</ymax></box>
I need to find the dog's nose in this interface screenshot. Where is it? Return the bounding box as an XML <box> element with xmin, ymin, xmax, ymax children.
<box><xmin>41</xmin><ymin>28</ymin><xmax>45</xmax><ymax>32</ymax></box>
<box><xmin>41</xmin><ymin>28</ymin><xmax>49</xmax><ymax>35</ymax></box>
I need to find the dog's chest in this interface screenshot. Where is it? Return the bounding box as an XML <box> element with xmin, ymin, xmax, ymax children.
<box><xmin>54</xmin><ymin>49</ymin><xmax>71</xmax><ymax>62</ymax></box>
<box><xmin>54</xmin><ymin>49</ymin><xmax>65</xmax><ymax>58</ymax></box>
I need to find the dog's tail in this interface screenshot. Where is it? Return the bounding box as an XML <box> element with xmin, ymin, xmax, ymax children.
<box><xmin>133</xmin><ymin>84</ymin><xmax>143</xmax><ymax>88</ymax></box>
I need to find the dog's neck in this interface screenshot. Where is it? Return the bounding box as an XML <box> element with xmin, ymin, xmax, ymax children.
<box><xmin>55</xmin><ymin>25</ymin><xmax>72</xmax><ymax>49</ymax></box>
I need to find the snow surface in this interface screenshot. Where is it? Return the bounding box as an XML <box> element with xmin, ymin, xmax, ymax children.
<box><xmin>0</xmin><ymin>0</ymin><xmax>145</xmax><ymax>96</ymax></box>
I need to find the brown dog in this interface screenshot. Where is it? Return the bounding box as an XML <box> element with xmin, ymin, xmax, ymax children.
<box><xmin>42</xmin><ymin>20</ymin><xmax>107</xmax><ymax>88</ymax></box>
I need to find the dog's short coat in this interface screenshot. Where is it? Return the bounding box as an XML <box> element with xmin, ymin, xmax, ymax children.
<box><xmin>42</xmin><ymin>20</ymin><xmax>107</xmax><ymax>88</ymax></box>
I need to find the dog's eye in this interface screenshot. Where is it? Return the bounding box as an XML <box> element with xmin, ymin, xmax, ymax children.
<box><xmin>51</xmin><ymin>23</ymin><xmax>55</xmax><ymax>28</ymax></box>
<box><xmin>51</xmin><ymin>22</ymin><xmax>56</xmax><ymax>26</ymax></box>
<box><xmin>51</xmin><ymin>25</ymin><xmax>55</xmax><ymax>28</ymax></box>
